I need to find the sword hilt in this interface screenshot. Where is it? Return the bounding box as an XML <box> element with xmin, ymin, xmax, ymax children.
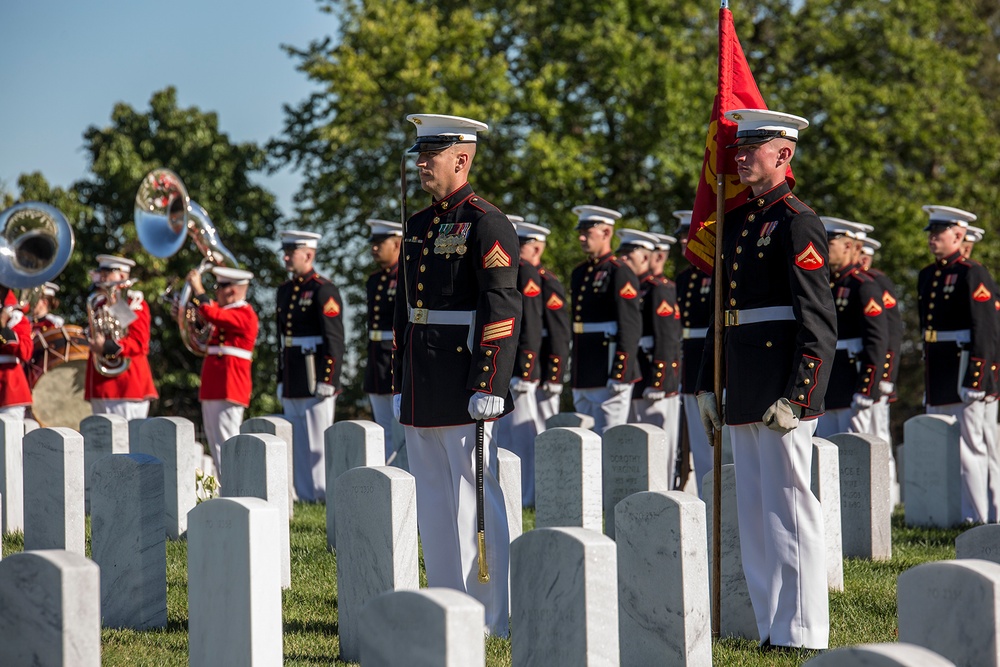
<box><xmin>477</xmin><ymin>530</ymin><xmax>490</xmax><ymax>583</ymax></box>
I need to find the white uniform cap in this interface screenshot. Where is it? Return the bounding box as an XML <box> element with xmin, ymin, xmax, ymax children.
<box><xmin>922</xmin><ymin>205</ymin><xmax>977</xmax><ymax>230</ymax></box>
<box><xmin>725</xmin><ymin>109</ymin><xmax>810</xmax><ymax>147</ymax></box>
<box><xmin>366</xmin><ymin>219</ymin><xmax>402</xmax><ymax>239</ymax></box>
<box><xmin>211</xmin><ymin>266</ymin><xmax>254</xmax><ymax>285</ymax></box>
<box><xmin>506</xmin><ymin>215</ymin><xmax>525</xmax><ymax>224</ymax></box>
<box><xmin>861</xmin><ymin>237</ymin><xmax>882</xmax><ymax>256</ymax></box>
<box><xmin>966</xmin><ymin>225</ymin><xmax>986</xmax><ymax>244</ymax></box>
<box><xmin>616</xmin><ymin>229</ymin><xmax>660</xmax><ymax>251</ymax></box>
<box><xmin>406</xmin><ymin>114</ymin><xmax>488</xmax><ymax>153</ymax></box>
<box><xmin>821</xmin><ymin>217</ymin><xmax>874</xmax><ymax>240</ymax></box>
<box><xmin>654</xmin><ymin>233</ymin><xmax>677</xmax><ymax>251</ymax></box>
<box><xmin>40</xmin><ymin>282</ymin><xmax>60</xmax><ymax>297</ymax></box>
<box><xmin>672</xmin><ymin>210</ymin><xmax>693</xmax><ymax>227</ymax></box>
<box><xmin>280</xmin><ymin>230</ymin><xmax>322</xmax><ymax>249</ymax></box>
<box><xmin>573</xmin><ymin>205</ymin><xmax>622</xmax><ymax>229</ymax></box>
<box><xmin>96</xmin><ymin>254</ymin><xmax>136</xmax><ymax>272</ymax></box>
<box><xmin>514</xmin><ymin>221</ymin><xmax>550</xmax><ymax>242</ymax></box>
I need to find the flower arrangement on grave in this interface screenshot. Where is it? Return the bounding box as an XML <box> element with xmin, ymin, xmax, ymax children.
<box><xmin>195</xmin><ymin>468</ymin><xmax>220</xmax><ymax>503</ymax></box>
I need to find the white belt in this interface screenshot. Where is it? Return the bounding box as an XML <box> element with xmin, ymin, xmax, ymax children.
<box><xmin>573</xmin><ymin>321</ymin><xmax>618</xmax><ymax>335</ymax></box>
<box><xmin>639</xmin><ymin>335</ymin><xmax>654</xmax><ymax>350</ymax></box>
<box><xmin>207</xmin><ymin>346</ymin><xmax>253</xmax><ymax>360</ymax></box>
<box><xmin>407</xmin><ymin>308</ymin><xmax>475</xmax><ymax>326</ymax></box>
<box><xmin>835</xmin><ymin>338</ymin><xmax>863</xmax><ymax>354</ymax></box>
<box><xmin>283</xmin><ymin>335</ymin><xmax>323</xmax><ymax>348</ymax></box>
<box><xmin>924</xmin><ymin>329</ymin><xmax>971</xmax><ymax>344</ymax></box>
<box><xmin>369</xmin><ymin>330</ymin><xmax>394</xmax><ymax>342</ymax></box>
<box><xmin>0</xmin><ymin>355</ymin><xmax>17</xmax><ymax>364</ymax></box>
<box><xmin>683</xmin><ymin>327</ymin><xmax>708</xmax><ymax>339</ymax></box>
<box><xmin>724</xmin><ymin>306</ymin><xmax>795</xmax><ymax>327</ymax></box>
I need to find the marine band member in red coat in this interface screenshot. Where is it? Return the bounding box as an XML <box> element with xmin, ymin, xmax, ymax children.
<box><xmin>186</xmin><ymin>266</ymin><xmax>259</xmax><ymax>479</ymax></box>
<box><xmin>29</xmin><ymin>282</ymin><xmax>65</xmax><ymax>333</ymax></box>
<box><xmin>0</xmin><ymin>290</ymin><xmax>34</xmax><ymax>422</ymax></box>
<box><xmin>364</xmin><ymin>218</ymin><xmax>404</xmax><ymax>464</ymax></box>
<box><xmin>392</xmin><ymin>113</ymin><xmax>518</xmax><ymax>636</ymax></box>
<box><xmin>85</xmin><ymin>255</ymin><xmax>159</xmax><ymax>421</ymax></box>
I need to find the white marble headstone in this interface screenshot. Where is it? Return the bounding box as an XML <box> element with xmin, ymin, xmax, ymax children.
<box><xmin>545</xmin><ymin>412</ymin><xmax>595</xmax><ymax>431</ymax></box>
<box><xmin>0</xmin><ymin>550</ymin><xmax>100</xmax><ymax>667</ymax></box>
<box><xmin>90</xmin><ymin>453</ymin><xmax>166</xmax><ymax>629</ymax></box>
<box><xmin>828</xmin><ymin>432</ymin><xmax>891</xmax><ymax>560</ymax></box>
<box><xmin>535</xmin><ymin>427</ymin><xmax>602</xmax><ymax>532</ymax></box>
<box><xmin>335</xmin><ymin>466</ymin><xmax>419</xmax><ymax>662</ymax></box>
<box><xmin>241</xmin><ymin>414</ymin><xmax>297</xmax><ymax>514</ymax></box>
<box><xmin>957</xmin><ymin>525</ymin><xmax>1000</xmax><ymax>564</ymax></box>
<box><xmin>325</xmin><ymin>419</ymin><xmax>385</xmax><ymax>551</ymax></box>
<box><xmin>188</xmin><ymin>498</ymin><xmax>282</xmax><ymax>667</ymax></box>
<box><xmin>602</xmin><ymin>423</ymin><xmax>669</xmax><ymax>539</ymax></box>
<box><xmin>497</xmin><ymin>447</ymin><xmax>523</xmax><ymax>543</ymax></box>
<box><xmin>511</xmin><ymin>527</ymin><xmax>619</xmax><ymax>667</ymax></box>
<box><xmin>135</xmin><ymin>417</ymin><xmax>201</xmax><ymax>540</ymax></box>
<box><xmin>359</xmin><ymin>588</ymin><xmax>485</xmax><ymax>667</ymax></box>
<box><xmin>616</xmin><ymin>490</ymin><xmax>711</xmax><ymax>666</ymax></box>
<box><xmin>23</xmin><ymin>427</ymin><xmax>85</xmax><ymax>554</ymax></box>
<box><xmin>898</xmin><ymin>559</ymin><xmax>1000</xmax><ymax>667</ymax></box>
<box><xmin>81</xmin><ymin>413</ymin><xmax>129</xmax><ymax>514</ymax></box>
<box><xmin>803</xmin><ymin>642</ymin><xmax>957</xmax><ymax>666</ymax></box>
<box><xmin>222</xmin><ymin>433</ymin><xmax>291</xmax><ymax>589</ymax></box>
<box><xmin>0</xmin><ymin>415</ymin><xmax>23</xmax><ymax>535</ymax></box>
<box><xmin>812</xmin><ymin>437</ymin><xmax>845</xmax><ymax>591</ymax></box>
<box><xmin>22</xmin><ymin>418</ymin><xmax>39</xmax><ymax>434</ymax></box>
<box><xmin>903</xmin><ymin>414</ymin><xmax>962</xmax><ymax>528</ymax></box>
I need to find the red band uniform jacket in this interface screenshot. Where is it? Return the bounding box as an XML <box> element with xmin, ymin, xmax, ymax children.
<box><xmin>391</xmin><ymin>183</ymin><xmax>522</xmax><ymax>427</ymax></box>
<box><xmin>192</xmin><ymin>295</ymin><xmax>259</xmax><ymax>407</ymax></box>
<box><xmin>570</xmin><ymin>253</ymin><xmax>642</xmax><ymax>388</ymax></box>
<box><xmin>363</xmin><ymin>263</ymin><xmax>398</xmax><ymax>395</ymax></box>
<box><xmin>514</xmin><ymin>260</ymin><xmax>544</xmax><ymax>382</ymax></box>
<box><xmin>84</xmin><ymin>291</ymin><xmax>159</xmax><ymax>401</ymax></box>
<box><xmin>677</xmin><ymin>264</ymin><xmax>713</xmax><ymax>395</ymax></box>
<box><xmin>918</xmin><ymin>251</ymin><xmax>998</xmax><ymax>405</ymax></box>
<box><xmin>277</xmin><ymin>270</ymin><xmax>345</xmax><ymax>398</ymax></box>
<box><xmin>633</xmin><ymin>272</ymin><xmax>682</xmax><ymax>398</ymax></box>
<box><xmin>0</xmin><ymin>309</ymin><xmax>34</xmax><ymax>407</ymax></box>
<box><xmin>825</xmin><ymin>264</ymin><xmax>889</xmax><ymax>409</ymax></box>
<box><xmin>697</xmin><ymin>183</ymin><xmax>837</xmax><ymax>424</ymax></box>
<box><xmin>538</xmin><ymin>267</ymin><xmax>570</xmax><ymax>386</ymax></box>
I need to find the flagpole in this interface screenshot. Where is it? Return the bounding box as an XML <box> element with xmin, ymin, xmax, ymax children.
<box><xmin>711</xmin><ymin>0</ymin><xmax>728</xmax><ymax>640</ymax></box>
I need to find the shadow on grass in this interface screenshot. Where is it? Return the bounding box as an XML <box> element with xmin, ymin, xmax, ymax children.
<box><xmin>284</xmin><ymin>618</ymin><xmax>339</xmax><ymax>635</ymax></box>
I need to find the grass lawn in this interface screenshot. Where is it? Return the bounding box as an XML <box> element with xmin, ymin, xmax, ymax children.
<box><xmin>1</xmin><ymin>505</ymin><xmax>963</xmax><ymax>666</ymax></box>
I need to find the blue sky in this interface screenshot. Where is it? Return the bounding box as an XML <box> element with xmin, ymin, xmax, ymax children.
<box><xmin>0</xmin><ymin>0</ymin><xmax>336</xmax><ymax>217</ymax></box>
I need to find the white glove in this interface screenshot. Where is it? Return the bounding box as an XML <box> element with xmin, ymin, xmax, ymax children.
<box><xmin>542</xmin><ymin>382</ymin><xmax>563</xmax><ymax>398</ymax></box>
<box><xmin>509</xmin><ymin>378</ymin><xmax>534</xmax><ymax>394</ymax></box>
<box><xmin>468</xmin><ymin>392</ymin><xmax>506</xmax><ymax>420</ymax></box>
<box><xmin>987</xmin><ymin>394</ymin><xmax>998</xmax><ymax>404</ymax></box>
<box><xmin>276</xmin><ymin>383</ymin><xmax>283</xmax><ymax>401</ymax></box>
<box><xmin>392</xmin><ymin>394</ymin><xmax>402</xmax><ymax>420</ymax></box>
<box><xmin>315</xmin><ymin>383</ymin><xmax>335</xmax><ymax>398</ymax></box>
<box><xmin>878</xmin><ymin>381</ymin><xmax>894</xmax><ymax>396</ymax></box>
<box><xmin>696</xmin><ymin>392</ymin><xmax>723</xmax><ymax>439</ymax></box>
<box><xmin>851</xmin><ymin>393</ymin><xmax>875</xmax><ymax>411</ymax></box>
<box><xmin>762</xmin><ymin>397</ymin><xmax>802</xmax><ymax>435</ymax></box>
<box><xmin>642</xmin><ymin>388</ymin><xmax>666</xmax><ymax>401</ymax></box>
<box><xmin>961</xmin><ymin>387</ymin><xmax>986</xmax><ymax>404</ymax></box>
<box><xmin>606</xmin><ymin>380</ymin><xmax>633</xmax><ymax>395</ymax></box>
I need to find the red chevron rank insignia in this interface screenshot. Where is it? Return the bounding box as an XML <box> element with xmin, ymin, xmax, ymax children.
<box><xmin>863</xmin><ymin>298</ymin><xmax>883</xmax><ymax>317</ymax></box>
<box><xmin>546</xmin><ymin>294</ymin><xmax>564</xmax><ymax>310</ymax></box>
<box><xmin>973</xmin><ymin>283</ymin><xmax>992</xmax><ymax>302</ymax></box>
<box><xmin>656</xmin><ymin>300</ymin><xmax>674</xmax><ymax>316</ymax></box>
<box><xmin>482</xmin><ymin>241</ymin><xmax>511</xmax><ymax>269</ymax></box>
<box><xmin>524</xmin><ymin>279</ymin><xmax>541</xmax><ymax>297</ymax></box>
<box><xmin>794</xmin><ymin>242</ymin><xmax>825</xmax><ymax>271</ymax></box>
<box><xmin>323</xmin><ymin>297</ymin><xmax>341</xmax><ymax>317</ymax></box>
<box><xmin>619</xmin><ymin>283</ymin><xmax>638</xmax><ymax>299</ymax></box>
<box><xmin>881</xmin><ymin>290</ymin><xmax>897</xmax><ymax>308</ymax></box>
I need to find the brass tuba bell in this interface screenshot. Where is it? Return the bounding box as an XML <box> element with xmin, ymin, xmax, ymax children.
<box><xmin>135</xmin><ymin>169</ymin><xmax>238</xmax><ymax>356</ymax></box>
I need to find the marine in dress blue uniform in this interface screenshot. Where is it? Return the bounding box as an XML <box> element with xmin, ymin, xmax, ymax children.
<box><xmin>535</xmin><ymin>245</ymin><xmax>570</xmax><ymax>425</ymax></box>
<box><xmin>696</xmin><ymin>109</ymin><xmax>836</xmax><ymax>650</ymax></box>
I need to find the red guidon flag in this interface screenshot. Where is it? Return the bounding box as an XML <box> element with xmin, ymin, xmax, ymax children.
<box><xmin>684</xmin><ymin>5</ymin><xmax>795</xmax><ymax>274</ymax></box>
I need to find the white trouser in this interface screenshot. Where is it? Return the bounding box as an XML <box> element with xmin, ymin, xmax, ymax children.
<box><xmin>815</xmin><ymin>405</ymin><xmax>875</xmax><ymax>439</ymax></box>
<box><xmin>730</xmin><ymin>419</ymin><xmax>828</xmax><ymax>649</ymax></box>
<box><xmin>682</xmin><ymin>394</ymin><xmax>712</xmax><ymax>498</ymax></box>
<box><xmin>368</xmin><ymin>393</ymin><xmax>405</xmax><ymax>465</ymax></box>
<box><xmin>405</xmin><ymin>423</ymin><xmax>510</xmax><ymax>636</ymax></box>
<box><xmin>91</xmin><ymin>399</ymin><xmax>150</xmax><ymax>421</ymax></box>
<box><xmin>282</xmin><ymin>395</ymin><xmax>336</xmax><ymax>503</ymax></box>
<box><xmin>572</xmin><ymin>386</ymin><xmax>631</xmax><ymax>434</ymax></box>
<box><xmin>535</xmin><ymin>387</ymin><xmax>560</xmax><ymax>426</ymax></box>
<box><xmin>629</xmin><ymin>395</ymin><xmax>681</xmax><ymax>485</ymax></box>
<box><xmin>201</xmin><ymin>399</ymin><xmax>245</xmax><ymax>482</ymax></box>
<box><xmin>929</xmin><ymin>401</ymin><xmax>989</xmax><ymax>523</ymax></box>
<box><xmin>987</xmin><ymin>400</ymin><xmax>1000</xmax><ymax>523</ymax></box>
<box><xmin>0</xmin><ymin>406</ymin><xmax>24</xmax><ymax>420</ymax></box>
<box><xmin>872</xmin><ymin>395</ymin><xmax>892</xmax><ymax>446</ymax></box>
<box><xmin>495</xmin><ymin>381</ymin><xmax>544</xmax><ymax>506</ymax></box>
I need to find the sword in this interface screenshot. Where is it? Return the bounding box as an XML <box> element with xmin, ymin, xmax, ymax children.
<box><xmin>476</xmin><ymin>418</ymin><xmax>490</xmax><ymax>584</ymax></box>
